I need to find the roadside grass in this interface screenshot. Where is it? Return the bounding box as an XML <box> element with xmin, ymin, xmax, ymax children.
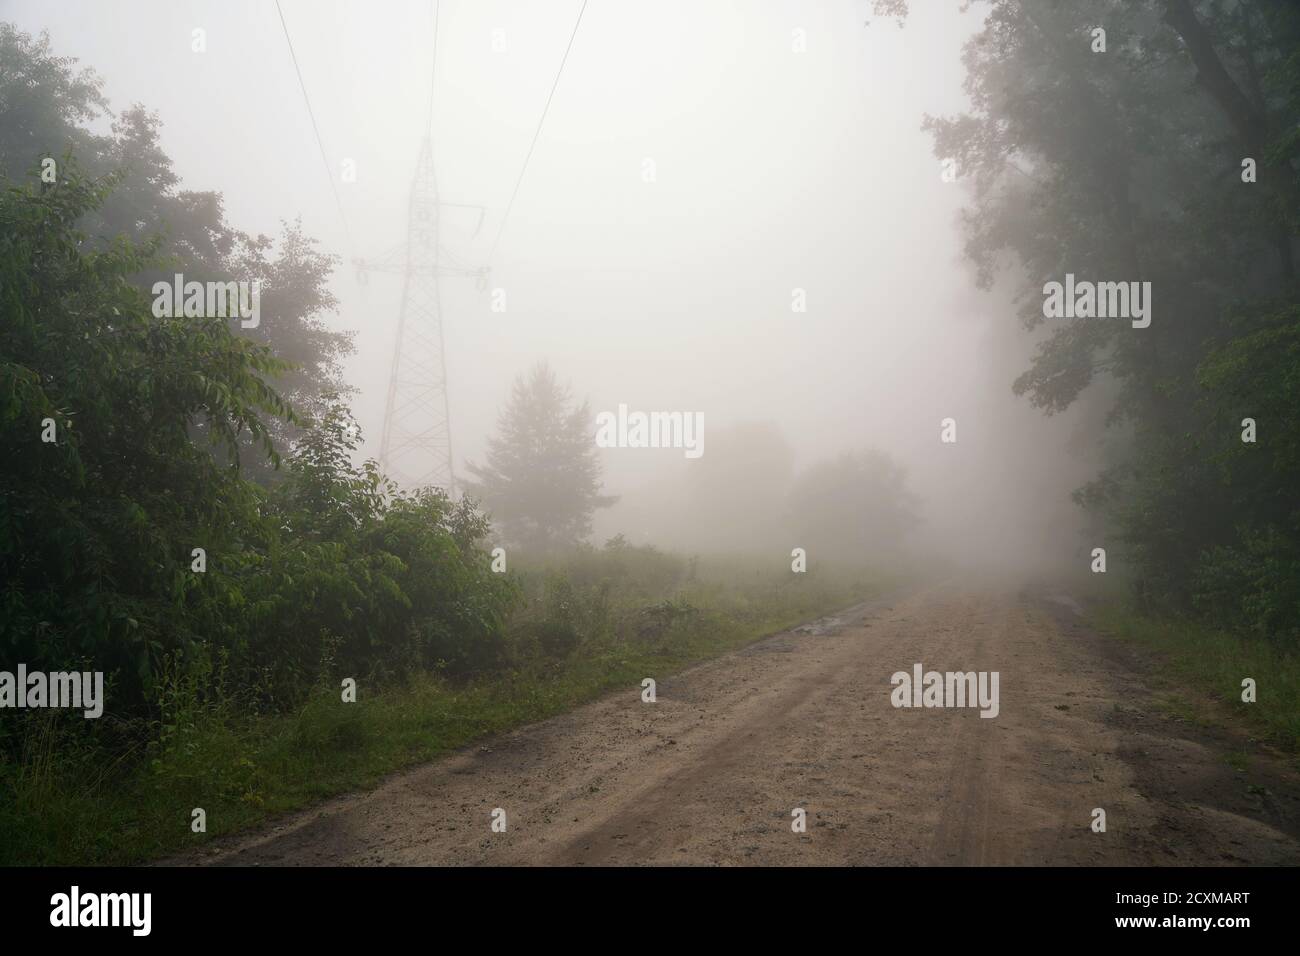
<box><xmin>0</xmin><ymin>561</ymin><xmax>893</xmax><ymax>866</ymax></box>
<box><xmin>1088</xmin><ymin>602</ymin><xmax>1300</xmax><ymax>752</ymax></box>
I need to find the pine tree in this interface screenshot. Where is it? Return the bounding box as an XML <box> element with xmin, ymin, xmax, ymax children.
<box><xmin>463</xmin><ymin>362</ymin><xmax>616</xmax><ymax>552</ymax></box>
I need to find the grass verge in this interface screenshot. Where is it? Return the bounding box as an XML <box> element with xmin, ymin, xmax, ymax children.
<box><xmin>1088</xmin><ymin>601</ymin><xmax>1300</xmax><ymax>752</ymax></box>
<box><xmin>0</xmin><ymin>560</ymin><xmax>893</xmax><ymax>865</ymax></box>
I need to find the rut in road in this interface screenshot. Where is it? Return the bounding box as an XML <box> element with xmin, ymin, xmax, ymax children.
<box><xmin>189</xmin><ymin>583</ymin><xmax>1300</xmax><ymax>866</ymax></box>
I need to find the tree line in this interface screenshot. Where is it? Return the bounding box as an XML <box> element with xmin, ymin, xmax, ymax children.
<box><xmin>916</xmin><ymin>0</ymin><xmax>1300</xmax><ymax>638</ymax></box>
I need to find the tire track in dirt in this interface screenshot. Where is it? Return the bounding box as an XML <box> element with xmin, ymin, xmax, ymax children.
<box><xmin>179</xmin><ymin>581</ymin><xmax>1300</xmax><ymax>866</ymax></box>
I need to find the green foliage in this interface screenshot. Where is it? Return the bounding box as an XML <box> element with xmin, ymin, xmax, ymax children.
<box><xmin>202</xmin><ymin>397</ymin><xmax>522</xmax><ymax>700</ymax></box>
<box><xmin>0</xmin><ymin>23</ymin><xmax>355</xmax><ymax>481</ymax></box>
<box><xmin>0</xmin><ymin>167</ymin><xmax>288</xmax><ymax>701</ymax></box>
<box><xmin>1190</xmin><ymin>302</ymin><xmax>1300</xmax><ymax>638</ymax></box>
<box><xmin>1092</xmin><ymin>601</ymin><xmax>1300</xmax><ymax>751</ymax></box>
<box><xmin>0</xmin><ymin>545</ymin><xmax>887</xmax><ymax>866</ymax></box>
<box><xmin>0</xmin><ymin>169</ymin><xmax>519</xmax><ymax>725</ymax></box>
<box><xmin>560</xmin><ymin>534</ymin><xmax>688</xmax><ymax>598</ymax></box>
<box><xmin>926</xmin><ymin>0</ymin><xmax>1300</xmax><ymax>639</ymax></box>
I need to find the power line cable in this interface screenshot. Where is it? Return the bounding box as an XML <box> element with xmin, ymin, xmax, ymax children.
<box><xmin>485</xmin><ymin>0</ymin><xmax>589</xmax><ymax>265</ymax></box>
<box><xmin>275</xmin><ymin>0</ymin><xmax>354</xmax><ymax>250</ymax></box>
<box><xmin>426</xmin><ymin>0</ymin><xmax>440</xmax><ymax>135</ymax></box>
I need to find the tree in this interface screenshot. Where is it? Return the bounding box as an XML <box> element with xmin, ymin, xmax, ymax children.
<box><xmin>463</xmin><ymin>362</ymin><xmax>616</xmax><ymax>553</ymax></box>
<box><xmin>788</xmin><ymin>451</ymin><xmax>919</xmax><ymax>562</ymax></box>
<box><xmin>922</xmin><ymin>0</ymin><xmax>1300</xmax><ymax>634</ymax></box>
<box><xmin>0</xmin><ymin>165</ymin><xmax>290</xmax><ymax>697</ymax></box>
<box><xmin>0</xmin><ymin>24</ymin><xmax>354</xmax><ymax>480</ymax></box>
<box><xmin>0</xmin><ymin>165</ymin><xmax>519</xmax><ymax>711</ymax></box>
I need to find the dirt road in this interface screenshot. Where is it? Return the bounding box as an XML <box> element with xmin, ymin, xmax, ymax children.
<box><xmin>191</xmin><ymin>582</ymin><xmax>1300</xmax><ymax>866</ymax></box>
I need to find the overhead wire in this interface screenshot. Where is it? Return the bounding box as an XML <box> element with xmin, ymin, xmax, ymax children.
<box><xmin>427</xmin><ymin>0</ymin><xmax>440</xmax><ymax>136</ymax></box>
<box><xmin>484</xmin><ymin>0</ymin><xmax>589</xmax><ymax>266</ymax></box>
<box><xmin>275</xmin><ymin>0</ymin><xmax>584</xmax><ymax>274</ymax></box>
<box><xmin>274</xmin><ymin>0</ymin><xmax>355</xmax><ymax>251</ymax></box>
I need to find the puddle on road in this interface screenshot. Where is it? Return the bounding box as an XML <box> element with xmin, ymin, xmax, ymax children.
<box><xmin>792</xmin><ymin>616</ymin><xmax>845</xmax><ymax>637</ymax></box>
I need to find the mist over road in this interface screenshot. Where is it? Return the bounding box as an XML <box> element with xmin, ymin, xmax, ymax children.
<box><xmin>191</xmin><ymin>583</ymin><xmax>1300</xmax><ymax>866</ymax></box>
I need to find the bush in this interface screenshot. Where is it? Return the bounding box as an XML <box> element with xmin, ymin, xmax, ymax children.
<box><xmin>0</xmin><ymin>170</ymin><xmax>521</xmax><ymax>738</ymax></box>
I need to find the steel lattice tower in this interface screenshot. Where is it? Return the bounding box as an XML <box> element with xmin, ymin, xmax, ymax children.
<box><xmin>358</xmin><ymin>136</ymin><xmax>485</xmax><ymax>492</ymax></box>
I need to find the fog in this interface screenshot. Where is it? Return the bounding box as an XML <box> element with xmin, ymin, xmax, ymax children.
<box><xmin>6</xmin><ymin>0</ymin><xmax>1108</xmax><ymax>577</ymax></box>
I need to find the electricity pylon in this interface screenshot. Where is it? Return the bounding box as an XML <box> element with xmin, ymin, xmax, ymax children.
<box><xmin>355</xmin><ymin>136</ymin><xmax>486</xmax><ymax>492</ymax></box>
